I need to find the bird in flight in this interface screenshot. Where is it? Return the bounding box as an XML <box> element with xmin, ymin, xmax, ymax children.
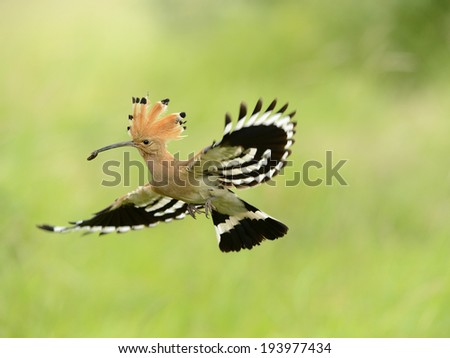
<box><xmin>38</xmin><ymin>96</ymin><xmax>296</xmax><ymax>252</ymax></box>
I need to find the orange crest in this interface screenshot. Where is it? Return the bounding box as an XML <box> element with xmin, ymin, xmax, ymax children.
<box><xmin>127</xmin><ymin>97</ymin><xmax>186</xmax><ymax>142</ymax></box>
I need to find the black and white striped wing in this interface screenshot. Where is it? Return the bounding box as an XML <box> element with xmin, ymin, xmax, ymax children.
<box><xmin>193</xmin><ymin>99</ymin><xmax>296</xmax><ymax>188</ymax></box>
<box><xmin>38</xmin><ymin>185</ymin><xmax>189</xmax><ymax>234</ymax></box>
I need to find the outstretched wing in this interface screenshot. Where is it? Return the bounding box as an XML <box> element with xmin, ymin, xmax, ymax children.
<box><xmin>38</xmin><ymin>185</ymin><xmax>190</xmax><ymax>234</ymax></box>
<box><xmin>190</xmin><ymin>99</ymin><xmax>296</xmax><ymax>188</ymax></box>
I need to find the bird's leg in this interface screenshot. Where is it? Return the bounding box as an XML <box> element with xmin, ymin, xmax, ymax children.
<box><xmin>187</xmin><ymin>198</ymin><xmax>216</xmax><ymax>219</ymax></box>
<box><xmin>204</xmin><ymin>198</ymin><xmax>216</xmax><ymax>219</ymax></box>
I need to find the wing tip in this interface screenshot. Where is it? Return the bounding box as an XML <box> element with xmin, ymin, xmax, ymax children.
<box><xmin>239</xmin><ymin>102</ymin><xmax>247</xmax><ymax>120</ymax></box>
<box><xmin>252</xmin><ymin>98</ymin><xmax>263</xmax><ymax>115</ymax></box>
<box><xmin>37</xmin><ymin>224</ymin><xmax>55</xmax><ymax>232</ymax></box>
<box><xmin>266</xmin><ymin>98</ymin><xmax>277</xmax><ymax>112</ymax></box>
<box><xmin>225</xmin><ymin>112</ymin><xmax>232</xmax><ymax>125</ymax></box>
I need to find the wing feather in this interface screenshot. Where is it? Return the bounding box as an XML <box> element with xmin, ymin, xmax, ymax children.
<box><xmin>189</xmin><ymin>99</ymin><xmax>296</xmax><ymax>188</ymax></box>
<box><xmin>38</xmin><ymin>184</ymin><xmax>189</xmax><ymax>234</ymax></box>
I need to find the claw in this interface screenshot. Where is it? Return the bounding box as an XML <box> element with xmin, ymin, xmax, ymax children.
<box><xmin>204</xmin><ymin>198</ymin><xmax>216</xmax><ymax>219</ymax></box>
<box><xmin>186</xmin><ymin>200</ymin><xmax>215</xmax><ymax>219</ymax></box>
<box><xmin>187</xmin><ymin>204</ymin><xmax>203</xmax><ymax>219</ymax></box>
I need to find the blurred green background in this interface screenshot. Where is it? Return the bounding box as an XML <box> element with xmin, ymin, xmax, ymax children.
<box><xmin>1</xmin><ymin>0</ymin><xmax>449</xmax><ymax>337</ymax></box>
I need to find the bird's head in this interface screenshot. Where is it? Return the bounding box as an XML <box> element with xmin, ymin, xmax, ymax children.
<box><xmin>87</xmin><ymin>96</ymin><xmax>186</xmax><ymax>160</ymax></box>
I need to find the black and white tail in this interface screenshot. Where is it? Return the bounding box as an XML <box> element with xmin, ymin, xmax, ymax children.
<box><xmin>204</xmin><ymin>99</ymin><xmax>296</xmax><ymax>188</ymax></box>
<box><xmin>211</xmin><ymin>200</ymin><xmax>288</xmax><ymax>252</ymax></box>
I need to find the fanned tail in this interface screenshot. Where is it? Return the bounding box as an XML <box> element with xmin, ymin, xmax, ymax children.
<box><xmin>211</xmin><ymin>199</ymin><xmax>288</xmax><ymax>252</ymax></box>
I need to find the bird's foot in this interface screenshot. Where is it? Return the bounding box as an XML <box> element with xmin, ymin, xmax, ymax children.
<box><xmin>187</xmin><ymin>204</ymin><xmax>203</xmax><ymax>219</ymax></box>
<box><xmin>187</xmin><ymin>199</ymin><xmax>216</xmax><ymax>219</ymax></box>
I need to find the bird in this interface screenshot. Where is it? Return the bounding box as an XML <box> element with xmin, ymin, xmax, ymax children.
<box><xmin>38</xmin><ymin>96</ymin><xmax>296</xmax><ymax>252</ymax></box>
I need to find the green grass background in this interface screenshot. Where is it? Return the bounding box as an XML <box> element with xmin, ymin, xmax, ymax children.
<box><xmin>1</xmin><ymin>0</ymin><xmax>449</xmax><ymax>337</ymax></box>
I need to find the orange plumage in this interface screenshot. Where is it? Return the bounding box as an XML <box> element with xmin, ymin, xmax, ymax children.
<box><xmin>129</xmin><ymin>97</ymin><xmax>185</xmax><ymax>142</ymax></box>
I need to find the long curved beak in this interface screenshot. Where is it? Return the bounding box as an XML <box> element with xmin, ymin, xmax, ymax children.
<box><xmin>87</xmin><ymin>141</ymin><xmax>135</xmax><ymax>161</ymax></box>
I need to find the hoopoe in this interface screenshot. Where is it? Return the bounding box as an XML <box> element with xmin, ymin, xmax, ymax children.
<box><xmin>38</xmin><ymin>96</ymin><xmax>296</xmax><ymax>252</ymax></box>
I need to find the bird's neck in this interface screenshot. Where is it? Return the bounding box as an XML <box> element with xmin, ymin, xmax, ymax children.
<box><xmin>143</xmin><ymin>148</ymin><xmax>177</xmax><ymax>186</ymax></box>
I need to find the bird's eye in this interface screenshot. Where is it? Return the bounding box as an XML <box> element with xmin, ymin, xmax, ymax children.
<box><xmin>143</xmin><ymin>139</ymin><xmax>150</xmax><ymax>145</ymax></box>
